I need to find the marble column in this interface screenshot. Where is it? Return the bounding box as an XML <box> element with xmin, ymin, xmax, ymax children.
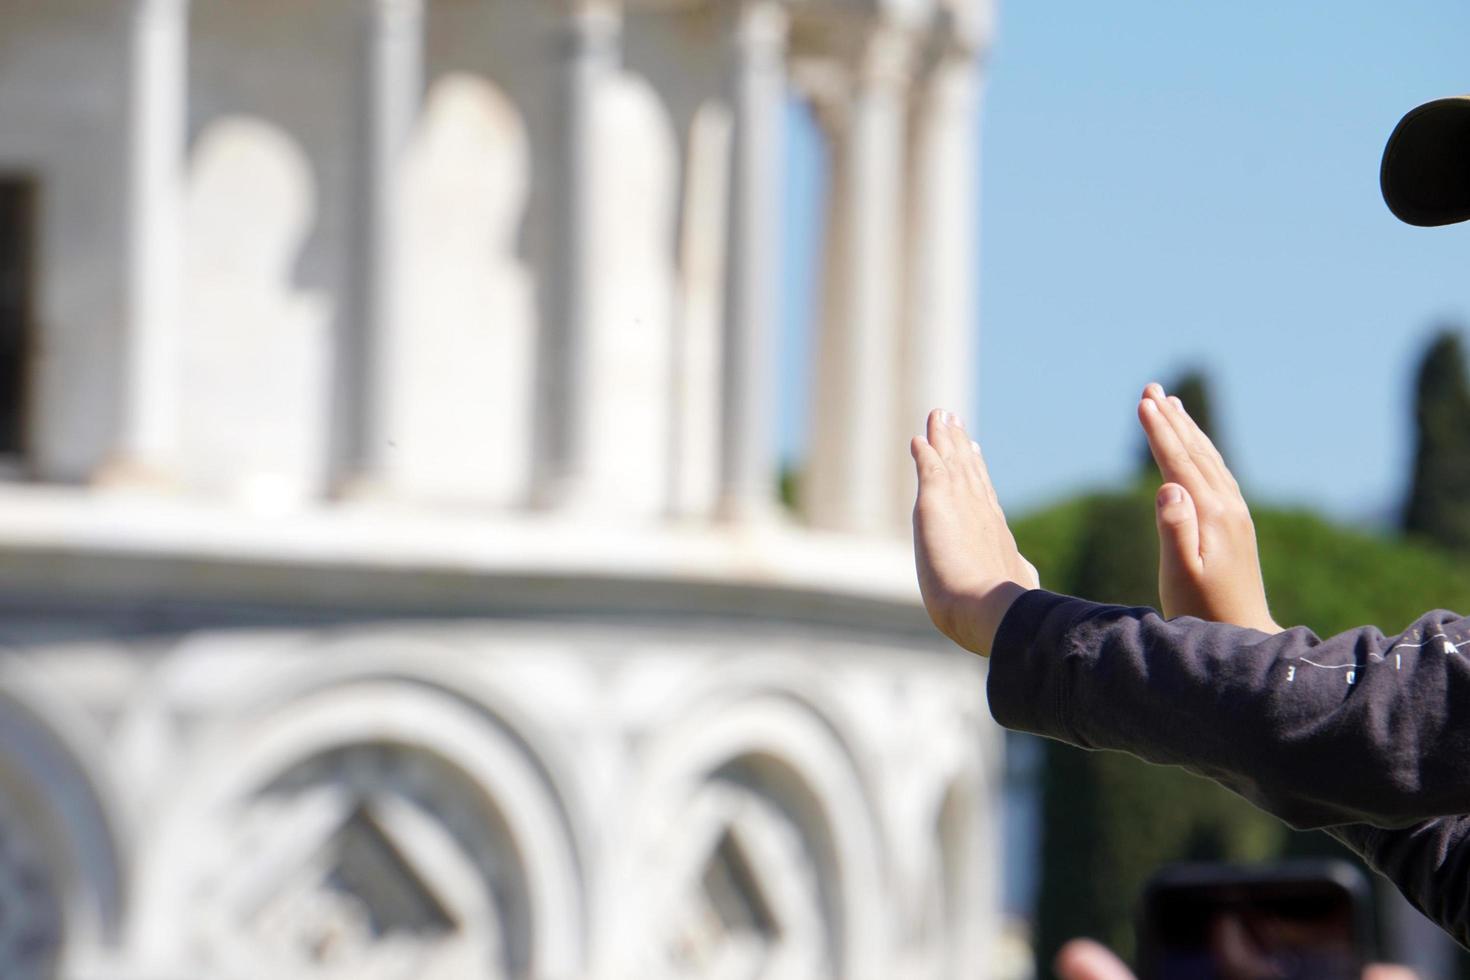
<box><xmin>805</xmin><ymin>27</ymin><xmax>910</xmax><ymax>534</ymax></box>
<box><xmin>893</xmin><ymin>52</ymin><xmax>980</xmax><ymax>527</ymax></box>
<box><xmin>104</xmin><ymin>0</ymin><xmax>188</xmax><ymax>485</ymax></box>
<box><xmin>716</xmin><ymin>0</ymin><xmax>788</xmax><ymax>524</ymax></box>
<box><xmin>334</xmin><ymin>0</ymin><xmax>423</xmax><ymax>495</ymax></box>
<box><xmin>532</xmin><ymin>0</ymin><xmax>620</xmax><ymax>511</ymax></box>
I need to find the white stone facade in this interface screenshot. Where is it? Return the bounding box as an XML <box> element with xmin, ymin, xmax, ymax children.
<box><xmin>0</xmin><ymin>0</ymin><xmax>997</xmax><ymax>976</ymax></box>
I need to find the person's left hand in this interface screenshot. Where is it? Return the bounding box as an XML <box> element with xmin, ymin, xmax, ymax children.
<box><xmin>1137</xmin><ymin>383</ymin><xmax>1281</xmax><ymax>634</ymax></box>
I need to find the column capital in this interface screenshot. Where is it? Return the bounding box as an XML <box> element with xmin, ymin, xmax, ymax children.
<box><xmin>362</xmin><ymin>0</ymin><xmax>424</xmax><ymax>32</ymax></box>
<box><xmin>909</xmin><ymin>7</ymin><xmax>987</xmax><ymax>83</ymax></box>
<box><xmin>731</xmin><ymin>0</ymin><xmax>789</xmax><ymax>53</ymax></box>
<box><xmin>128</xmin><ymin>0</ymin><xmax>187</xmax><ymax>21</ymax></box>
<box><xmin>365</xmin><ymin>0</ymin><xmax>422</xmax><ymax>12</ymax></box>
<box><xmin>554</xmin><ymin>0</ymin><xmax>621</xmax><ymax>70</ymax></box>
<box><xmin>855</xmin><ymin>22</ymin><xmax>914</xmax><ymax>90</ymax></box>
<box><xmin>927</xmin><ymin>0</ymin><xmax>994</xmax><ymax>62</ymax></box>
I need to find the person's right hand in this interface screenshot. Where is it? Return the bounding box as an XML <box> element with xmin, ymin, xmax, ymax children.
<box><xmin>1136</xmin><ymin>383</ymin><xmax>1282</xmax><ymax>634</ymax></box>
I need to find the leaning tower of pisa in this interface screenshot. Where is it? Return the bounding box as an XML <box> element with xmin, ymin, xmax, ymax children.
<box><xmin>0</xmin><ymin>0</ymin><xmax>997</xmax><ymax>975</ymax></box>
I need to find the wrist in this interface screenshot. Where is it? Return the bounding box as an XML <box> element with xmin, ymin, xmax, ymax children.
<box><xmin>959</xmin><ymin>580</ymin><xmax>1031</xmax><ymax>657</ymax></box>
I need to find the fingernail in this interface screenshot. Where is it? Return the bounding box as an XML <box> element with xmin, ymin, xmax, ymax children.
<box><xmin>1160</xmin><ymin>485</ymin><xmax>1182</xmax><ymax>505</ymax></box>
<box><xmin>939</xmin><ymin>410</ymin><xmax>951</xmax><ymax>425</ymax></box>
<box><xmin>1141</xmin><ymin>398</ymin><xmax>1158</xmax><ymax>414</ymax></box>
<box><xmin>952</xmin><ymin>415</ymin><xmax>965</xmax><ymax>429</ymax></box>
<box><xmin>1145</xmin><ymin>383</ymin><xmax>1164</xmax><ymax>399</ymax></box>
<box><xmin>971</xmin><ymin>440</ymin><xmax>981</xmax><ymax>454</ymax></box>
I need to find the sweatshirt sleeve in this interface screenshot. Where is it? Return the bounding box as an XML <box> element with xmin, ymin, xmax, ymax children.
<box><xmin>987</xmin><ymin>589</ymin><xmax>1470</xmax><ymax>830</ymax></box>
<box><xmin>1328</xmin><ymin>820</ymin><xmax>1470</xmax><ymax>950</ymax></box>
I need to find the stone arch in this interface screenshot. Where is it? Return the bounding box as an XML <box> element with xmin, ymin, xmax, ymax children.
<box><xmin>0</xmin><ymin>659</ymin><xmax>128</xmax><ymax>978</ymax></box>
<box><xmin>646</xmin><ymin>651</ymin><xmax>888</xmax><ymax>797</ymax></box>
<box><xmin>618</xmin><ymin>686</ymin><xmax>888</xmax><ymax>979</ymax></box>
<box><xmin>180</xmin><ymin>115</ymin><xmax>330</xmax><ymax>506</ymax></box>
<box><xmin>131</xmin><ymin>670</ymin><xmax>585</xmax><ymax>980</ymax></box>
<box><xmin>392</xmin><ymin>71</ymin><xmax>535</xmax><ymax>505</ymax></box>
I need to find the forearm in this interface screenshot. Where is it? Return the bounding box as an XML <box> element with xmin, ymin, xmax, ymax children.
<box><xmin>989</xmin><ymin>590</ymin><xmax>1470</xmax><ymax>829</ymax></box>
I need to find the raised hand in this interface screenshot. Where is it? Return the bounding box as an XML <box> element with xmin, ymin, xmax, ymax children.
<box><xmin>1137</xmin><ymin>383</ymin><xmax>1281</xmax><ymax>634</ymax></box>
<box><xmin>910</xmin><ymin>408</ymin><xmax>1039</xmax><ymax>656</ymax></box>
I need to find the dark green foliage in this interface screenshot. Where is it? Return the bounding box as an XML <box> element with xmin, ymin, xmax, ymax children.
<box><xmin>1012</xmin><ymin>484</ymin><xmax>1470</xmax><ymax>976</ymax></box>
<box><xmin>1257</xmin><ymin>504</ymin><xmax>1470</xmax><ymax>635</ymax></box>
<box><xmin>1070</xmin><ymin>492</ymin><xmax>1156</xmax><ymax>606</ymax></box>
<box><xmin>1403</xmin><ymin>329</ymin><xmax>1470</xmax><ymax>551</ymax></box>
<box><xmin>778</xmin><ymin>462</ymin><xmax>800</xmax><ymax>512</ymax></box>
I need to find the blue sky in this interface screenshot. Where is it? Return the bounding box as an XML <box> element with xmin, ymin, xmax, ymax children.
<box><xmin>781</xmin><ymin>1</ymin><xmax>1470</xmax><ymax>525</ymax></box>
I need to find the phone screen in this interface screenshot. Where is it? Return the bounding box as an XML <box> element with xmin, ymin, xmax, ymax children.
<box><xmin>1138</xmin><ymin>864</ymin><xmax>1368</xmax><ymax>980</ymax></box>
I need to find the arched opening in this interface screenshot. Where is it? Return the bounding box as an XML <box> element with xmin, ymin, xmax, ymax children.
<box><xmin>393</xmin><ymin>71</ymin><xmax>534</xmax><ymax>505</ymax></box>
<box><xmin>655</xmin><ymin>755</ymin><xmax>839</xmax><ymax>978</ymax></box>
<box><xmin>181</xmin><ymin>115</ymin><xmax>328</xmax><ymax>505</ymax></box>
<box><xmin>132</xmin><ymin>678</ymin><xmax>585</xmax><ymax>979</ymax></box>
<box><xmin>777</xmin><ymin>95</ymin><xmax>828</xmax><ymax>513</ymax></box>
<box><xmin>624</xmin><ymin>690</ymin><xmax>886</xmax><ymax>979</ymax></box>
<box><xmin>0</xmin><ymin>675</ymin><xmax>127</xmax><ymax>979</ymax></box>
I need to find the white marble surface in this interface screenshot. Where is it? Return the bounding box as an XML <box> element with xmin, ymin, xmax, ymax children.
<box><xmin>0</xmin><ymin>0</ymin><xmax>999</xmax><ymax>975</ymax></box>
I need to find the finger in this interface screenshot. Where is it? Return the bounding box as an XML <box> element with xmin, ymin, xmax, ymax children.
<box><xmin>1159</xmin><ymin>393</ymin><xmax>1233</xmax><ymax>494</ymax></box>
<box><xmin>1054</xmin><ymin>939</ymin><xmax>1138</xmax><ymax>980</ymax></box>
<box><xmin>1138</xmin><ymin>394</ymin><xmax>1213</xmax><ymax>503</ymax></box>
<box><xmin>961</xmin><ymin>436</ymin><xmax>1003</xmax><ymax>510</ymax></box>
<box><xmin>911</xmin><ymin>436</ymin><xmax>946</xmax><ymax>483</ymax></box>
<box><xmin>1168</xmin><ymin>395</ymin><xmax>1241</xmax><ymax>493</ymax></box>
<box><xmin>1156</xmin><ymin>482</ymin><xmax>1203</xmax><ymax>578</ymax></box>
<box><xmin>926</xmin><ymin>408</ymin><xmax>963</xmax><ymax>462</ymax></box>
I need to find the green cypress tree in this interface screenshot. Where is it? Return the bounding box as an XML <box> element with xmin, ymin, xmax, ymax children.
<box><xmin>1403</xmin><ymin>328</ymin><xmax>1470</xmax><ymax>551</ymax></box>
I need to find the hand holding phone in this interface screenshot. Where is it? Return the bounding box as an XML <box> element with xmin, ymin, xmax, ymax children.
<box><xmin>1135</xmin><ymin>861</ymin><xmax>1372</xmax><ymax>980</ymax></box>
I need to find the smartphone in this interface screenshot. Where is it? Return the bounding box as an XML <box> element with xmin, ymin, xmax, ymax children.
<box><xmin>1135</xmin><ymin>860</ymin><xmax>1373</xmax><ymax>980</ymax></box>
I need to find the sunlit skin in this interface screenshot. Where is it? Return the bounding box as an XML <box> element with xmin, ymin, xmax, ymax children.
<box><xmin>910</xmin><ymin>384</ymin><xmax>1285</xmax><ymax>655</ymax></box>
<box><xmin>1136</xmin><ymin>382</ymin><xmax>1282</xmax><ymax>634</ymax></box>
<box><xmin>909</xmin><ymin>408</ymin><xmax>1038</xmax><ymax>656</ymax></box>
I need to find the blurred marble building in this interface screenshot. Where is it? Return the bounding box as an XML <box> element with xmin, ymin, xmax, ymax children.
<box><xmin>0</xmin><ymin>0</ymin><xmax>998</xmax><ymax>976</ymax></box>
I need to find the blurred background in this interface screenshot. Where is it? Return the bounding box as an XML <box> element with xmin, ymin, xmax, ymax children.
<box><xmin>3</xmin><ymin>0</ymin><xmax>1470</xmax><ymax>977</ymax></box>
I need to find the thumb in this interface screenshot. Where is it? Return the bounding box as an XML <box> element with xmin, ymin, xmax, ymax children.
<box><xmin>1156</xmin><ymin>483</ymin><xmax>1202</xmax><ymax>576</ymax></box>
<box><xmin>1054</xmin><ymin>939</ymin><xmax>1138</xmax><ymax>980</ymax></box>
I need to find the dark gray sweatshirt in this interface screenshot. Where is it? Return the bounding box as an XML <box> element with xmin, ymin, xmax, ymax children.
<box><xmin>989</xmin><ymin>589</ymin><xmax>1470</xmax><ymax>948</ymax></box>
